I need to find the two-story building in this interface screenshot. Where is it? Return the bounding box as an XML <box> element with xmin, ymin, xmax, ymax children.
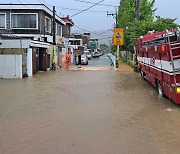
<box><xmin>60</xmin><ymin>15</ymin><xmax>74</xmax><ymax>66</ymax></box>
<box><xmin>89</xmin><ymin>38</ymin><xmax>99</xmax><ymax>52</ymax></box>
<box><xmin>0</xmin><ymin>4</ymin><xmax>65</xmax><ymax>78</ymax></box>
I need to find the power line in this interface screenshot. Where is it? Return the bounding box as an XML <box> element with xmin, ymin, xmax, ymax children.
<box><xmin>108</xmin><ymin>0</ymin><xmax>113</xmax><ymax>12</ymax></box>
<box><xmin>35</xmin><ymin>0</ymin><xmax>114</xmax><ymax>38</ymax></box>
<box><xmin>35</xmin><ymin>0</ymin><xmax>65</xmax><ymax>18</ymax></box>
<box><xmin>72</xmin><ymin>0</ymin><xmax>118</xmax><ymax>7</ymax></box>
<box><xmin>93</xmin><ymin>30</ymin><xmax>112</xmax><ymax>36</ymax></box>
<box><xmin>16</xmin><ymin>0</ymin><xmax>30</xmax><ymax>8</ymax></box>
<box><xmin>56</xmin><ymin>6</ymin><xmax>107</xmax><ymax>13</ymax></box>
<box><xmin>36</xmin><ymin>0</ymin><xmax>107</xmax><ymax>13</ymax></box>
<box><xmin>95</xmin><ymin>36</ymin><xmax>112</xmax><ymax>40</ymax></box>
<box><xmin>36</xmin><ymin>0</ymin><xmax>52</xmax><ymax>8</ymax></box>
<box><xmin>70</xmin><ymin>0</ymin><xmax>104</xmax><ymax>17</ymax></box>
<box><xmin>73</xmin><ymin>25</ymin><xmax>113</xmax><ymax>37</ymax></box>
<box><xmin>73</xmin><ymin>25</ymin><xmax>99</xmax><ymax>35</ymax></box>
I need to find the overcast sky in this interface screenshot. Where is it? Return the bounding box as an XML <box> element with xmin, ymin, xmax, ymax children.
<box><xmin>0</xmin><ymin>0</ymin><xmax>180</xmax><ymax>33</ymax></box>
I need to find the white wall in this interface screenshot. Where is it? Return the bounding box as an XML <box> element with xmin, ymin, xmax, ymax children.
<box><xmin>0</xmin><ymin>55</ymin><xmax>22</xmax><ymax>78</ymax></box>
<box><xmin>27</xmin><ymin>48</ymin><xmax>32</xmax><ymax>77</ymax></box>
<box><xmin>1</xmin><ymin>39</ymin><xmax>31</xmax><ymax>48</ymax></box>
<box><xmin>62</xmin><ymin>48</ymin><xmax>66</xmax><ymax>67</ymax></box>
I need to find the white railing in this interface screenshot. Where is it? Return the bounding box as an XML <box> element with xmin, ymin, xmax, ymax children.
<box><xmin>108</xmin><ymin>53</ymin><xmax>116</xmax><ymax>67</ymax></box>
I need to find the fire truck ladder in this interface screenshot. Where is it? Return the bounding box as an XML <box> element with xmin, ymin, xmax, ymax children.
<box><xmin>166</xmin><ymin>28</ymin><xmax>180</xmax><ymax>86</ymax></box>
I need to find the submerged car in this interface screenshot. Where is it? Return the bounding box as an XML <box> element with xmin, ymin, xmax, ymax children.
<box><xmin>81</xmin><ymin>53</ymin><xmax>88</xmax><ymax>65</ymax></box>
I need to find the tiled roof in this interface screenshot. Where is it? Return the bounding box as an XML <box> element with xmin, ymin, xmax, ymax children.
<box><xmin>61</xmin><ymin>16</ymin><xmax>74</xmax><ymax>26</ymax></box>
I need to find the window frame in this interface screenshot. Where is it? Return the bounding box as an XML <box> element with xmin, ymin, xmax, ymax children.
<box><xmin>10</xmin><ymin>13</ymin><xmax>38</xmax><ymax>30</ymax></box>
<box><xmin>45</xmin><ymin>16</ymin><xmax>51</xmax><ymax>33</ymax></box>
<box><xmin>56</xmin><ymin>24</ymin><xmax>62</xmax><ymax>36</ymax></box>
<box><xmin>0</xmin><ymin>13</ymin><xmax>6</xmax><ymax>29</ymax></box>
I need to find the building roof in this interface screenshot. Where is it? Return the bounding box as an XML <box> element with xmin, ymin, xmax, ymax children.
<box><xmin>61</xmin><ymin>15</ymin><xmax>74</xmax><ymax>26</ymax></box>
<box><xmin>0</xmin><ymin>4</ymin><xmax>66</xmax><ymax>25</ymax></box>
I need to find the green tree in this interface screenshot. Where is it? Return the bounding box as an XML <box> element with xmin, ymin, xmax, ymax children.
<box><xmin>153</xmin><ymin>16</ymin><xmax>178</xmax><ymax>31</ymax></box>
<box><xmin>100</xmin><ymin>44</ymin><xmax>109</xmax><ymax>53</ymax></box>
<box><xmin>117</xmin><ymin>0</ymin><xmax>179</xmax><ymax>54</ymax></box>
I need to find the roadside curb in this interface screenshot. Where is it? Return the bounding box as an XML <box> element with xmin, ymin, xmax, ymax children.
<box><xmin>115</xmin><ymin>61</ymin><xmax>134</xmax><ymax>72</ymax></box>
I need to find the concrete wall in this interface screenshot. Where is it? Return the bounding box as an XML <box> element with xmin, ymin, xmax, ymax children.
<box><xmin>0</xmin><ymin>55</ymin><xmax>22</xmax><ymax>78</ymax></box>
<box><xmin>1</xmin><ymin>39</ymin><xmax>31</xmax><ymax>48</ymax></box>
<box><xmin>27</xmin><ymin>48</ymin><xmax>32</xmax><ymax>77</ymax></box>
<box><xmin>0</xmin><ymin>39</ymin><xmax>51</xmax><ymax>78</ymax></box>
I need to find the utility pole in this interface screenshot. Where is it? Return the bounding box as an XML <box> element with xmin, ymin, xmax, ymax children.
<box><xmin>107</xmin><ymin>7</ymin><xmax>119</xmax><ymax>68</ymax></box>
<box><xmin>107</xmin><ymin>10</ymin><xmax>117</xmax><ymax>28</ymax></box>
<box><xmin>136</xmin><ymin>0</ymin><xmax>140</xmax><ymax>20</ymax></box>
<box><xmin>52</xmin><ymin>6</ymin><xmax>56</xmax><ymax>70</ymax></box>
<box><xmin>53</xmin><ymin>6</ymin><xmax>56</xmax><ymax>45</ymax></box>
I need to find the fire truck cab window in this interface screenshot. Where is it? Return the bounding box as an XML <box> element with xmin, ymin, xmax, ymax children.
<box><xmin>154</xmin><ymin>38</ymin><xmax>165</xmax><ymax>45</ymax></box>
<box><xmin>143</xmin><ymin>42</ymin><xmax>149</xmax><ymax>46</ymax></box>
<box><xmin>170</xmin><ymin>35</ymin><xmax>177</xmax><ymax>42</ymax></box>
<box><xmin>143</xmin><ymin>41</ymin><xmax>154</xmax><ymax>47</ymax></box>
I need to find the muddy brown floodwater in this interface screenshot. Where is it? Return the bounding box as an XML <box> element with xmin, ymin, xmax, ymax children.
<box><xmin>0</xmin><ymin>56</ymin><xmax>180</xmax><ymax>154</ymax></box>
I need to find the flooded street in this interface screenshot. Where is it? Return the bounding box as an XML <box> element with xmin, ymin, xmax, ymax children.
<box><xmin>0</xmin><ymin>55</ymin><xmax>180</xmax><ymax>154</ymax></box>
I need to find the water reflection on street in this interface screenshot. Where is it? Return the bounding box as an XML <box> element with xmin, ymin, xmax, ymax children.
<box><xmin>0</xmin><ymin>55</ymin><xmax>180</xmax><ymax>154</ymax></box>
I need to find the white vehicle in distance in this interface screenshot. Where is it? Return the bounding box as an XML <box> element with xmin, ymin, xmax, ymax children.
<box><xmin>81</xmin><ymin>53</ymin><xmax>88</xmax><ymax>65</ymax></box>
<box><xmin>84</xmin><ymin>50</ymin><xmax>92</xmax><ymax>60</ymax></box>
<box><xmin>92</xmin><ymin>51</ymin><xmax>100</xmax><ymax>58</ymax></box>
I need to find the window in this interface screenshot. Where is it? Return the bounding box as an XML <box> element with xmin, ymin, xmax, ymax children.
<box><xmin>143</xmin><ymin>41</ymin><xmax>154</xmax><ymax>47</ymax></box>
<box><xmin>154</xmin><ymin>38</ymin><xmax>165</xmax><ymax>45</ymax></box>
<box><xmin>69</xmin><ymin>40</ymin><xmax>80</xmax><ymax>45</ymax></box>
<box><xmin>170</xmin><ymin>35</ymin><xmax>177</xmax><ymax>42</ymax></box>
<box><xmin>57</xmin><ymin>24</ymin><xmax>62</xmax><ymax>36</ymax></box>
<box><xmin>0</xmin><ymin>14</ymin><xmax>6</xmax><ymax>29</ymax></box>
<box><xmin>11</xmin><ymin>13</ymin><xmax>37</xmax><ymax>29</ymax></box>
<box><xmin>45</xmin><ymin>16</ymin><xmax>51</xmax><ymax>32</ymax></box>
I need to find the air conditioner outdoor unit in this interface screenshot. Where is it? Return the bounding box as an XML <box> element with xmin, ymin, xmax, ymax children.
<box><xmin>33</xmin><ymin>36</ymin><xmax>39</xmax><ymax>41</ymax></box>
<box><xmin>39</xmin><ymin>37</ymin><xmax>44</xmax><ymax>41</ymax></box>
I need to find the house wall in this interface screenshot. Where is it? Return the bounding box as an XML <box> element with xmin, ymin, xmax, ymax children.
<box><xmin>62</xmin><ymin>25</ymin><xmax>70</xmax><ymax>38</ymax></box>
<box><xmin>0</xmin><ymin>8</ymin><xmax>51</xmax><ymax>35</ymax></box>
<box><xmin>0</xmin><ymin>10</ymin><xmax>40</xmax><ymax>34</ymax></box>
<box><xmin>62</xmin><ymin>48</ymin><xmax>66</xmax><ymax>67</ymax></box>
<box><xmin>0</xmin><ymin>39</ymin><xmax>50</xmax><ymax>78</ymax></box>
<box><xmin>0</xmin><ymin>54</ymin><xmax>22</xmax><ymax>78</ymax></box>
<box><xmin>0</xmin><ymin>39</ymin><xmax>28</xmax><ymax>78</ymax></box>
<box><xmin>47</xmin><ymin>45</ymin><xmax>56</xmax><ymax>68</ymax></box>
<box><xmin>0</xmin><ymin>5</ymin><xmax>66</xmax><ymax>78</ymax></box>
<box><xmin>0</xmin><ymin>9</ymin><xmax>63</xmax><ymax>40</ymax></box>
<box><xmin>27</xmin><ymin>48</ymin><xmax>32</xmax><ymax>77</ymax></box>
<box><xmin>0</xmin><ymin>39</ymin><xmax>31</xmax><ymax>48</ymax></box>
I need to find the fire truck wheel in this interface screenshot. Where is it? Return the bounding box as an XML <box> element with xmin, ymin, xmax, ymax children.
<box><xmin>157</xmin><ymin>81</ymin><xmax>163</xmax><ymax>95</ymax></box>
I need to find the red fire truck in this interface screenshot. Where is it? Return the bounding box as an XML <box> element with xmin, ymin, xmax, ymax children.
<box><xmin>136</xmin><ymin>28</ymin><xmax>180</xmax><ymax>104</ymax></box>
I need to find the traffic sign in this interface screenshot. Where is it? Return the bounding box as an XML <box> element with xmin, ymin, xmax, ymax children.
<box><xmin>113</xmin><ymin>28</ymin><xmax>124</xmax><ymax>45</ymax></box>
